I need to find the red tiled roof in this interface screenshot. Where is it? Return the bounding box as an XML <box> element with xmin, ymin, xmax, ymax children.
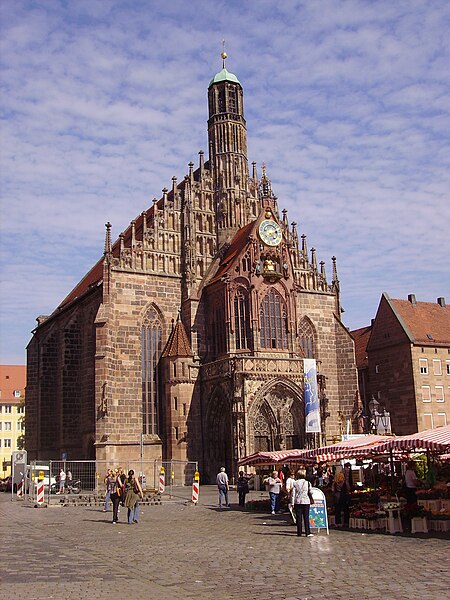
<box><xmin>388</xmin><ymin>297</ymin><xmax>450</xmax><ymax>345</ymax></box>
<box><xmin>208</xmin><ymin>220</ymin><xmax>255</xmax><ymax>285</ymax></box>
<box><xmin>0</xmin><ymin>365</ymin><xmax>26</xmax><ymax>404</ymax></box>
<box><xmin>350</xmin><ymin>325</ymin><xmax>372</xmax><ymax>368</ymax></box>
<box><xmin>161</xmin><ymin>320</ymin><xmax>193</xmax><ymax>358</ymax></box>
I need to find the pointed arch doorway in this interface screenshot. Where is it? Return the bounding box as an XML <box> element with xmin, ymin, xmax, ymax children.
<box><xmin>206</xmin><ymin>392</ymin><xmax>233</xmax><ymax>480</ymax></box>
<box><xmin>250</xmin><ymin>382</ymin><xmax>305</xmax><ymax>454</ymax></box>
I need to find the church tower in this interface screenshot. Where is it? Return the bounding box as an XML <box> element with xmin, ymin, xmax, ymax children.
<box><xmin>208</xmin><ymin>53</ymin><xmax>257</xmax><ymax>247</ymax></box>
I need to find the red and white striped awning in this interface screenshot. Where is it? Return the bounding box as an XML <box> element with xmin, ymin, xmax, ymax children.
<box><xmin>238</xmin><ymin>448</ymin><xmax>311</xmax><ymax>467</ymax></box>
<box><xmin>367</xmin><ymin>425</ymin><xmax>450</xmax><ymax>454</ymax></box>
<box><xmin>299</xmin><ymin>435</ymin><xmax>393</xmax><ymax>462</ymax></box>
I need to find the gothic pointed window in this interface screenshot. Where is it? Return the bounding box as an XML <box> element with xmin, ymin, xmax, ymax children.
<box><xmin>141</xmin><ymin>307</ymin><xmax>162</xmax><ymax>434</ymax></box>
<box><xmin>298</xmin><ymin>317</ymin><xmax>316</xmax><ymax>358</ymax></box>
<box><xmin>234</xmin><ymin>290</ymin><xmax>251</xmax><ymax>350</ymax></box>
<box><xmin>259</xmin><ymin>289</ymin><xmax>288</xmax><ymax>349</ymax></box>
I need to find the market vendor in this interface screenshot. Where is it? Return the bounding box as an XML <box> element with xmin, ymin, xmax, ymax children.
<box><xmin>404</xmin><ymin>460</ymin><xmax>418</xmax><ymax>506</ymax></box>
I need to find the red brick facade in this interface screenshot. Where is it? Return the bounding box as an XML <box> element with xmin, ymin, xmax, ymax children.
<box><xmin>353</xmin><ymin>293</ymin><xmax>450</xmax><ymax>435</ymax></box>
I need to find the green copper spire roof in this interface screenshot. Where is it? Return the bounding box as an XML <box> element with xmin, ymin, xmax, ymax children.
<box><xmin>208</xmin><ymin>67</ymin><xmax>241</xmax><ymax>88</ymax></box>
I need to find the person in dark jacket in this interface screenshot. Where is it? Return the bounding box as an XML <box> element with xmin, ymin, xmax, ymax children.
<box><xmin>236</xmin><ymin>471</ymin><xmax>249</xmax><ymax>507</ymax></box>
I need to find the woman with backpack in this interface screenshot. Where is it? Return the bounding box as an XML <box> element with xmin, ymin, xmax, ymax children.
<box><xmin>124</xmin><ymin>469</ymin><xmax>144</xmax><ymax>524</ymax></box>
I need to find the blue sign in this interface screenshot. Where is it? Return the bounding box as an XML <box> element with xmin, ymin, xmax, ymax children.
<box><xmin>309</xmin><ymin>487</ymin><xmax>329</xmax><ymax>533</ymax></box>
<box><xmin>304</xmin><ymin>359</ymin><xmax>321</xmax><ymax>433</ymax></box>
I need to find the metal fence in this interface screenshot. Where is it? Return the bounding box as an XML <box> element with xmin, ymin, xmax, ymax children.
<box><xmin>23</xmin><ymin>459</ymin><xmax>198</xmax><ymax>504</ymax></box>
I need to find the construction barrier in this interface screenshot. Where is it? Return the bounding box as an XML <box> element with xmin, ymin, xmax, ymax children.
<box><xmin>16</xmin><ymin>479</ymin><xmax>24</xmax><ymax>499</ymax></box>
<box><xmin>191</xmin><ymin>470</ymin><xmax>200</xmax><ymax>504</ymax></box>
<box><xmin>159</xmin><ymin>467</ymin><xmax>165</xmax><ymax>494</ymax></box>
<box><xmin>36</xmin><ymin>481</ymin><xmax>45</xmax><ymax>504</ymax></box>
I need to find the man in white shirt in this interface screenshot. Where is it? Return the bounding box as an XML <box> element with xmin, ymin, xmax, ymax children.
<box><xmin>216</xmin><ymin>467</ymin><xmax>230</xmax><ymax>509</ymax></box>
<box><xmin>267</xmin><ymin>470</ymin><xmax>282</xmax><ymax>514</ymax></box>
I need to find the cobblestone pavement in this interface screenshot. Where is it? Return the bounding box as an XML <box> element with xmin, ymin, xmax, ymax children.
<box><xmin>1</xmin><ymin>489</ymin><xmax>449</xmax><ymax>600</ymax></box>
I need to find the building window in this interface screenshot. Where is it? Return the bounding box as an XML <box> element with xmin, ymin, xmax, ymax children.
<box><xmin>375</xmin><ymin>365</ymin><xmax>380</xmax><ymax>374</ymax></box>
<box><xmin>435</xmin><ymin>386</ymin><xmax>444</xmax><ymax>402</ymax></box>
<box><xmin>234</xmin><ymin>291</ymin><xmax>251</xmax><ymax>350</ymax></box>
<box><xmin>0</xmin><ymin>422</ymin><xmax>2</xmax><ymax>430</ymax></box>
<box><xmin>4</xmin><ymin>439</ymin><xmax>11</xmax><ymax>448</ymax></box>
<box><xmin>436</xmin><ymin>413</ymin><xmax>447</xmax><ymax>427</ymax></box>
<box><xmin>446</xmin><ymin>361</ymin><xmax>450</xmax><ymax>375</ymax></box>
<box><xmin>423</xmin><ymin>414</ymin><xmax>433</xmax><ymax>429</ymax></box>
<box><xmin>259</xmin><ymin>289</ymin><xmax>288</xmax><ymax>350</ymax></box>
<box><xmin>419</xmin><ymin>359</ymin><xmax>428</xmax><ymax>375</ymax></box>
<box><xmin>433</xmin><ymin>359</ymin><xmax>442</xmax><ymax>376</ymax></box>
<box><xmin>4</xmin><ymin>405</ymin><xmax>12</xmax><ymax>414</ymax></box>
<box><xmin>13</xmin><ymin>390</ymin><xmax>21</xmax><ymax>398</ymax></box>
<box><xmin>5</xmin><ymin>422</ymin><xmax>11</xmax><ymax>431</ymax></box>
<box><xmin>421</xmin><ymin>386</ymin><xmax>431</xmax><ymax>402</ymax></box>
<box><xmin>228</xmin><ymin>88</ymin><xmax>237</xmax><ymax>113</ymax></box>
<box><xmin>17</xmin><ymin>406</ymin><xmax>25</xmax><ymax>414</ymax></box>
<box><xmin>141</xmin><ymin>307</ymin><xmax>163</xmax><ymax>435</ymax></box>
<box><xmin>298</xmin><ymin>317</ymin><xmax>316</xmax><ymax>358</ymax></box>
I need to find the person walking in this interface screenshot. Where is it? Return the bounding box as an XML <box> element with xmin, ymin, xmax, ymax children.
<box><xmin>103</xmin><ymin>468</ymin><xmax>113</xmax><ymax>512</ymax></box>
<box><xmin>110</xmin><ymin>469</ymin><xmax>123</xmax><ymax>524</ymax></box>
<box><xmin>124</xmin><ymin>469</ymin><xmax>144</xmax><ymax>524</ymax></box>
<box><xmin>291</xmin><ymin>468</ymin><xmax>313</xmax><ymax>537</ymax></box>
<box><xmin>236</xmin><ymin>471</ymin><xmax>249</xmax><ymax>507</ymax></box>
<box><xmin>216</xmin><ymin>467</ymin><xmax>230</xmax><ymax>509</ymax></box>
<box><xmin>267</xmin><ymin>470</ymin><xmax>282</xmax><ymax>515</ymax></box>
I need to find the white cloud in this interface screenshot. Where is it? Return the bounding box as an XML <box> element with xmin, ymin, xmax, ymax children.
<box><xmin>1</xmin><ymin>0</ymin><xmax>449</xmax><ymax>362</ymax></box>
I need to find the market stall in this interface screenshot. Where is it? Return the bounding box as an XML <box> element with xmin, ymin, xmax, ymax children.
<box><xmin>238</xmin><ymin>426</ymin><xmax>450</xmax><ymax>535</ymax></box>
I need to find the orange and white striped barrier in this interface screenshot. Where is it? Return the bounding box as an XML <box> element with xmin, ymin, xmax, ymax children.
<box><xmin>191</xmin><ymin>471</ymin><xmax>200</xmax><ymax>505</ymax></box>
<box><xmin>159</xmin><ymin>467</ymin><xmax>165</xmax><ymax>494</ymax></box>
<box><xmin>36</xmin><ymin>481</ymin><xmax>45</xmax><ymax>504</ymax></box>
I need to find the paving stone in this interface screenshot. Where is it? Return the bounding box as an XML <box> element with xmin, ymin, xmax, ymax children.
<box><xmin>1</xmin><ymin>488</ymin><xmax>449</xmax><ymax>600</ymax></box>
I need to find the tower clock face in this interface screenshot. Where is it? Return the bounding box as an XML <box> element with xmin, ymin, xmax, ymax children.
<box><xmin>259</xmin><ymin>220</ymin><xmax>282</xmax><ymax>246</ymax></box>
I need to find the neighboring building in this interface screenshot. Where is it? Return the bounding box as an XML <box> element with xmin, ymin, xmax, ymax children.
<box><xmin>352</xmin><ymin>293</ymin><xmax>450</xmax><ymax>435</ymax></box>
<box><xmin>0</xmin><ymin>365</ymin><xmax>26</xmax><ymax>476</ymax></box>
<box><xmin>26</xmin><ymin>58</ymin><xmax>358</xmax><ymax>480</ymax></box>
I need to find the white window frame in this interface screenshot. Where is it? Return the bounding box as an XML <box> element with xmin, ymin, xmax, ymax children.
<box><xmin>435</xmin><ymin>385</ymin><xmax>445</xmax><ymax>403</ymax></box>
<box><xmin>4</xmin><ymin>405</ymin><xmax>12</xmax><ymax>414</ymax></box>
<box><xmin>419</xmin><ymin>358</ymin><xmax>428</xmax><ymax>375</ymax></box>
<box><xmin>423</xmin><ymin>413</ymin><xmax>434</xmax><ymax>429</ymax></box>
<box><xmin>4</xmin><ymin>422</ymin><xmax>12</xmax><ymax>431</ymax></box>
<box><xmin>446</xmin><ymin>361</ymin><xmax>450</xmax><ymax>375</ymax></box>
<box><xmin>13</xmin><ymin>390</ymin><xmax>21</xmax><ymax>398</ymax></box>
<box><xmin>433</xmin><ymin>359</ymin><xmax>442</xmax><ymax>376</ymax></box>
<box><xmin>436</xmin><ymin>413</ymin><xmax>447</xmax><ymax>427</ymax></box>
<box><xmin>4</xmin><ymin>439</ymin><xmax>11</xmax><ymax>448</ymax></box>
<box><xmin>421</xmin><ymin>386</ymin><xmax>431</xmax><ymax>402</ymax></box>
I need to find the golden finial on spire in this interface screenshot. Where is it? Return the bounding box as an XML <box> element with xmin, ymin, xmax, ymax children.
<box><xmin>221</xmin><ymin>39</ymin><xmax>227</xmax><ymax>68</ymax></box>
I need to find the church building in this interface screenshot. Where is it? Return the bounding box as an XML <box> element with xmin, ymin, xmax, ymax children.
<box><xmin>26</xmin><ymin>56</ymin><xmax>358</xmax><ymax>481</ymax></box>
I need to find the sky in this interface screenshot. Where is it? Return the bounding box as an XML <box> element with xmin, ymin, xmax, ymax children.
<box><xmin>1</xmin><ymin>0</ymin><xmax>449</xmax><ymax>364</ymax></box>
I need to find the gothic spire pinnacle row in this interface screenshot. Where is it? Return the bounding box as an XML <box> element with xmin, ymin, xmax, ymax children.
<box><xmin>104</xmin><ymin>222</ymin><xmax>112</xmax><ymax>256</ymax></box>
